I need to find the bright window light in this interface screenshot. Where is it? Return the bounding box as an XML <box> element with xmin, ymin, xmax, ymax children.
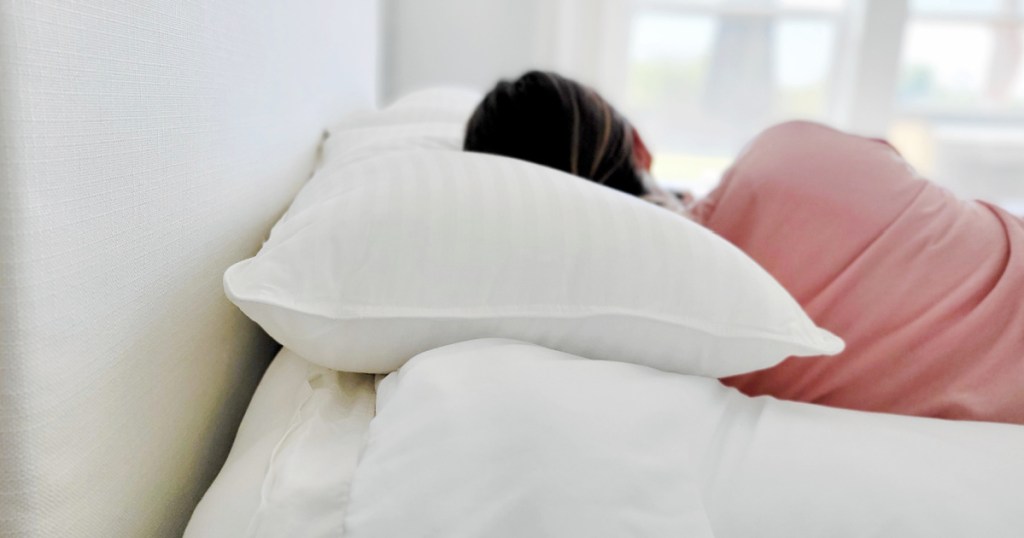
<box><xmin>615</xmin><ymin>0</ymin><xmax>1022</xmax><ymax>208</ymax></box>
<box><xmin>623</xmin><ymin>0</ymin><xmax>848</xmax><ymax>192</ymax></box>
<box><xmin>899</xmin><ymin>22</ymin><xmax>996</xmax><ymax>108</ymax></box>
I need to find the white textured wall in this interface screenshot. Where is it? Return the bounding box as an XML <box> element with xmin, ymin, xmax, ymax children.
<box><xmin>0</xmin><ymin>1</ymin><xmax>376</xmax><ymax>536</ymax></box>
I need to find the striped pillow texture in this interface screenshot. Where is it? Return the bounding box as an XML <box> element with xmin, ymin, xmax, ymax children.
<box><xmin>225</xmin><ymin>132</ymin><xmax>842</xmax><ymax>376</ymax></box>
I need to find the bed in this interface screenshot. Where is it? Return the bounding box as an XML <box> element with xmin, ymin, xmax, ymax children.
<box><xmin>183</xmin><ymin>83</ymin><xmax>1024</xmax><ymax>537</ymax></box>
<box><xmin>3</xmin><ymin>2</ymin><xmax>1022</xmax><ymax>537</ymax></box>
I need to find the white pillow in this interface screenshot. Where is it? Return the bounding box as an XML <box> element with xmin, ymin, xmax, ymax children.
<box><xmin>344</xmin><ymin>339</ymin><xmax>717</xmax><ymax>537</ymax></box>
<box><xmin>341</xmin><ymin>86</ymin><xmax>483</xmax><ymax>127</ymax></box>
<box><xmin>279</xmin><ymin>88</ymin><xmax>479</xmax><ymax>235</ymax></box>
<box><xmin>344</xmin><ymin>338</ymin><xmax>1024</xmax><ymax>538</ymax></box>
<box><xmin>184</xmin><ymin>348</ymin><xmax>375</xmax><ymax>538</ymax></box>
<box><xmin>224</xmin><ymin>147</ymin><xmax>843</xmax><ymax>377</ymax></box>
<box><xmin>321</xmin><ymin>86</ymin><xmax>481</xmax><ymax>160</ymax></box>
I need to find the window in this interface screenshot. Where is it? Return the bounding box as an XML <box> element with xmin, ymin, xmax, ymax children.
<box><xmin>890</xmin><ymin>0</ymin><xmax>1024</xmax><ymax>211</ymax></box>
<box><xmin>622</xmin><ymin>0</ymin><xmax>852</xmax><ymax>194</ymax></box>
<box><xmin>612</xmin><ymin>0</ymin><xmax>1024</xmax><ymax>210</ymax></box>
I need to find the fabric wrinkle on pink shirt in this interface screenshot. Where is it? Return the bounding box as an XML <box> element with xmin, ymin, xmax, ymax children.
<box><xmin>691</xmin><ymin>121</ymin><xmax>1024</xmax><ymax>424</ymax></box>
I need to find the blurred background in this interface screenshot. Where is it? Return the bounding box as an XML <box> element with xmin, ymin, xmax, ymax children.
<box><xmin>381</xmin><ymin>0</ymin><xmax>1024</xmax><ymax>212</ymax></box>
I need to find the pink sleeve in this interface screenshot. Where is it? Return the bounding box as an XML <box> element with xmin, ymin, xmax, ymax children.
<box><xmin>692</xmin><ymin>121</ymin><xmax>1024</xmax><ymax>424</ymax></box>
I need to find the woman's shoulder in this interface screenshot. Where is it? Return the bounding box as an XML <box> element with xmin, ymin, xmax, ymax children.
<box><xmin>711</xmin><ymin>121</ymin><xmax>924</xmax><ymax>215</ymax></box>
<box><xmin>692</xmin><ymin>121</ymin><xmax>934</xmax><ymax>279</ymax></box>
<box><xmin>738</xmin><ymin>121</ymin><xmax>905</xmax><ymax>178</ymax></box>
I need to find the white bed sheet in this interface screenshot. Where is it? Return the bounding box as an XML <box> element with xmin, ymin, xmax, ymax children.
<box><xmin>185</xmin><ymin>348</ymin><xmax>376</xmax><ymax>538</ymax></box>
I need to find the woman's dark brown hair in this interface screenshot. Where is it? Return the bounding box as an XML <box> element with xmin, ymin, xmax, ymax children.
<box><xmin>464</xmin><ymin>71</ymin><xmax>648</xmax><ymax>196</ymax></box>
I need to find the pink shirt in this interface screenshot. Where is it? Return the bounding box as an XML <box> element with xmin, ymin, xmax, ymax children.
<box><xmin>692</xmin><ymin>121</ymin><xmax>1024</xmax><ymax>424</ymax></box>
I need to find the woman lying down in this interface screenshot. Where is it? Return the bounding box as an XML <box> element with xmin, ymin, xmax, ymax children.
<box><xmin>464</xmin><ymin>71</ymin><xmax>1024</xmax><ymax>425</ymax></box>
<box><xmin>188</xmin><ymin>75</ymin><xmax>1024</xmax><ymax>538</ymax></box>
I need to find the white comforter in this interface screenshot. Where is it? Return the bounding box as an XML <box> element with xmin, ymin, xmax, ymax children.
<box><xmin>343</xmin><ymin>339</ymin><xmax>1024</xmax><ymax>537</ymax></box>
<box><xmin>188</xmin><ymin>339</ymin><xmax>1024</xmax><ymax>537</ymax></box>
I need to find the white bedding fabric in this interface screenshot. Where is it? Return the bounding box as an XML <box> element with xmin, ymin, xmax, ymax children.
<box><xmin>190</xmin><ymin>340</ymin><xmax>1024</xmax><ymax>537</ymax></box>
<box><xmin>225</xmin><ymin>147</ymin><xmax>843</xmax><ymax>378</ymax></box>
<box><xmin>349</xmin><ymin>339</ymin><xmax>1024</xmax><ymax>537</ymax></box>
<box><xmin>185</xmin><ymin>348</ymin><xmax>375</xmax><ymax>538</ymax></box>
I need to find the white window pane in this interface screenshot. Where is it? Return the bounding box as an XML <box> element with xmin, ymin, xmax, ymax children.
<box><xmin>909</xmin><ymin>0</ymin><xmax>1004</xmax><ymax>15</ymax></box>
<box><xmin>626</xmin><ymin>13</ymin><xmax>717</xmax><ymax>148</ymax></box>
<box><xmin>898</xmin><ymin>22</ymin><xmax>994</xmax><ymax>108</ymax></box>
<box><xmin>774</xmin><ymin>19</ymin><xmax>835</xmax><ymax>118</ymax></box>
<box><xmin>625</xmin><ymin>9</ymin><xmax>844</xmax><ymax>188</ymax></box>
<box><xmin>701</xmin><ymin>16</ymin><xmax>775</xmax><ymax>139</ymax></box>
<box><xmin>629</xmin><ymin>13</ymin><xmax>717</xmax><ymax>64</ymax></box>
